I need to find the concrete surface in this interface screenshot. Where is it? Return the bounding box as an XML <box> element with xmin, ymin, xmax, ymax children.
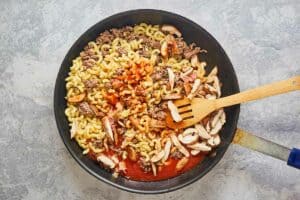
<box><xmin>0</xmin><ymin>0</ymin><xmax>299</xmax><ymax>199</ymax></box>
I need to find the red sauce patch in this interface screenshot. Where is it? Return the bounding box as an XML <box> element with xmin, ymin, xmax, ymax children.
<box><xmin>88</xmin><ymin>149</ymin><xmax>205</xmax><ymax>181</ymax></box>
<box><xmin>123</xmin><ymin>154</ymin><xmax>205</xmax><ymax>181</ymax></box>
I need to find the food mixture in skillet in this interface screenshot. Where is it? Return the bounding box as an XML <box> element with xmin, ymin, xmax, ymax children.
<box><xmin>65</xmin><ymin>23</ymin><xmax>225</xmax><ymax>181</ymax></box>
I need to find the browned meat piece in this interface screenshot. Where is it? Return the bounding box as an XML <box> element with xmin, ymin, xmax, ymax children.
<box><xmin>96</xmin><ymin>30</ymin><xmax>115</xmax><ymax>44</ymax></box>
<box><xmin>137</xmin><ymin>48</ymin><xmax>151</xmax><ymax>58</ymax></box>
<box><xmin>183</xmin><ymin>46</ymin><xmax>201</xmax><ymax>59</ymax></box>
<box><xmin>125</xmin><ymin>32</ymin><xmax>139</xmax><ymax>41</ymax></box>
<box><xmin>82</xmin><ymin>59</ymin><xmax>96</xmax><ymax>69</ymax></box>
<box><xmin>170</xmin><ymin>150</ymin><xmax>184</xmax><ymax>159</ymax></box>
<box><xmin>110</xmin><ymin>146</ymin><xmax>122</xmax><ymax>155</ymax></box>
<box><xmin>152</xmin><ymin>68</ymin><xmax>168</xmax><ymax>82</ymax></box>
<box><xmin>138</xmin><ymin>159</ymin><xmax>152</xmax><ymax>172</ymax></box>
<box><xmin>159</xmin><ymin>101</ymin><xmax>168</xmax><ymax>110</ymax></box>
<box><xmin>111</xmin><ymin>26</ymin><xmax>133</xmax><ymax>38</ymax></box>
<box><xmin>123</xmin><ymin>26</ymin><xmax>133</xmax><ymax>31</ymax></box>
<box><xmin>110</xmin><ymin>28</ymin><xmax>122</xmax><ymax>38</ymax></box>
<box><xmin>138</xmin><ymin>35</ymin><xmax>149</xmax><ymax>42</ymax></box>
<box><xmin>114</xmin><ymin>68</ymin><xmax>124</xmax><ymax>76</ymax></box>
<box><xmin>82</xmin><ymin>61</ymin><xmax>92</xmax><ymax>68</ymax></box>
<box><xmin>183</xmin><ymin>81</ymin><xmax>192</xmax><ymax>95</ymax></box>
<box><xmin>100</xmin><ymin>31</ymin><xmax>113</xmax><ymax>43</ymax></box>
<box><xmin>111</xmin><ymin>79</ymin><xmax>123</xmax><ymax>89</ymax></box>
<box><xmin>161</xmin><ymin>68</ymin><xmax>169</xmax><ymax>79</ymax></box>
<box><xmin>151</xmin><ymin>40</ymin><xmax>161</xmax><ymax>49</ymax></box>
<box><xmin>80</xmin><ymin>51</ymin><xmax>87</xmax><ymax>57</ymax></box>
<box><xmin>123</xmin><ymin>98</ymin><xmax>131</xmax><ymax>108</ymax></box>
<box><xmin>135</xmin><ymin>86</ymin><xmax>146</xmax><ymax>96</ymax></box>
<box><xmin>81</xmin><ymin>55</ymin><xmax>90</xmax><ymax>61</ymax></box>
<box><xmin>137</xmin><ymin>96</ymin><xmax>146</xmax><ymax>103</ymax></box>
<box><xmin>147</xmin><ymin>107</ymin><xmax>157</xmax><ymax>117</ymax></box>
<box><xmin>175</xmin><ymin>79</ymin><xmax>184</xmax><ymax>88</ymax></box>
<box><xmin>84</xmin><ymin>79</ymin><xmax>98</xmax><ymax>89</ymax></box>
<box><xmin>131</xmin><ymin>138</ymin><xmax>138</xmax><ymax>144</ymax></box>
<box><xmin>121</xmin><ymin>26</ymin><xmax>133</xmax><ymax>38</ymax></box>
<box><xmin>87</xmin><ymin>49</ymin><xmax>96</xmax><ymax>56</ymax></box>
<box><xmin>78</xmin><ymin>102</ymin><xmax>94</xmax><ymax>116</ymax></box>
<box><xmin>139</xmin><ymin>35</ymin><xmax>161</xmax><ymax>49</ymax></box>
<box><xmin>151</xmin><ymin>71</ymin><xmax>163</xmax><ymax>81</ymax></box>
<box><xmin>91</xmin><ymin>55</ymin><xmax>99</xmax><ymax>61</ymax></box>
<box><xmin>155</xmin><ymin>111</ymin><xmax>166</xmax><ymax>120</ymax></box>
<box><xmin>104</xmin><ymin>82</ymin><xmax>112</xmax><ymax>90</ymax></box>
<box><xmin>80</xmin><ymin>45</ymin><xmax>100</xmax><ymax>69</ymax></box>
<box><xmin>148</xmin><ymin>107</ymin><xmax>167</xmax><ymax>120</ymax></box>
<box><xmin>116</xmin><ymin>47</ymin><xmax>127</xmax><ymax>55</ymax></box>
<box><xmin>90</xmin><ymin>105</ymin><xmax>105</xmax><ymax>118</ymax></box>
<box><xmin>91</xmin><ymin>140</ymin><xmax>103</xmax><ymax>149</ymax></box>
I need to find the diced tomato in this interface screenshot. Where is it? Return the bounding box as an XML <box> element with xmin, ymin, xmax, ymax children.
<box><xmin>104</xmin><ymin>94</ymin><xmax>118</xmax><ymax>105</ymax></box>
<box><xmin>135</xmin><ymin>72</ymin><xmax>141</xmax><ymax>81</ymax></box>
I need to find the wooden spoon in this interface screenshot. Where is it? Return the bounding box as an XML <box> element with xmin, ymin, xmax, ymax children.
<box><xmin>166</xmin><ymin>76</ymin><xmax>300</xmax><ymax>129</ymax></box>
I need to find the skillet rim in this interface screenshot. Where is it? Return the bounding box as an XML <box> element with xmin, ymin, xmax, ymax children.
<box><xmin>54</xmin><ymin>9</ymin><xmax>240</xmax><ymax>194</ymax></box>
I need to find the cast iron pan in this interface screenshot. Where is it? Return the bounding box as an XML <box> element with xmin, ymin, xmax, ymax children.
<box><xmin>54</xmin><ymin>9</ymin><xmax>240</xmax><ymax>194</ymax></box>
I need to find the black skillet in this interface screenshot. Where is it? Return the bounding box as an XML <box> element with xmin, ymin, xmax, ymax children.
<box><xmin>54</xmin><ymin>9</ymin><xmax>240</xmax><ymax>194</ymax></box>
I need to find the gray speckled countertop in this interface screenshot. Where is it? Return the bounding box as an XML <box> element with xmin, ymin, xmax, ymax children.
<box><xmin>1</xmin><ymin>1</ymin><xmax>300</xmax><ymax>199</ymax></box>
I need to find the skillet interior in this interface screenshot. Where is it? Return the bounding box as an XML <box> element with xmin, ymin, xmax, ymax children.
<box><xmin>54</xmin><ymin>9</ymin><xmax>240</xmax><ymax>194</ymax></box>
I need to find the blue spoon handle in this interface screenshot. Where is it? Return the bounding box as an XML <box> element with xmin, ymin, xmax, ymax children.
<box><xmin>287</xmin><ymin>148</ymin><xmax>300</xmax><ymax>169</ymax></box>
<box><xmin>234</xmin><ymin>128</ymin><xmax>299</xmax><ymax>170</ymax></box>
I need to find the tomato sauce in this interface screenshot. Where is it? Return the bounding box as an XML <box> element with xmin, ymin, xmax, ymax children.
<box><xmin>88</xmin><ymin>149</ymin><xmax>205</xmax><ymax>181</ymax></box>
<box><xmin>123</xmin><ymin>154</ymin><xmax>205</xmax><ymax>181</ymax></box>
<box><xmin>87</xmin><ymin>131</ymin><xmax>206</xmax><ymax>181</ymax></box>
